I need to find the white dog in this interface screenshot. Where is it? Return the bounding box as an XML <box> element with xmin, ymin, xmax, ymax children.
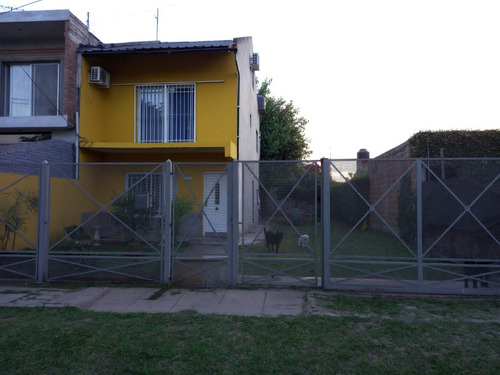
<box><xmin>298</xmin><ymin>234</ymin><xmax>309</xmax><ymax>247</ymax></box>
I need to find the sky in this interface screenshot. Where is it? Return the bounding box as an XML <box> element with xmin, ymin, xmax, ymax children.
<box><xmin>3</xmin><ymin>0</ymin><xmax>500</xmax><ymax>159</ymax></box>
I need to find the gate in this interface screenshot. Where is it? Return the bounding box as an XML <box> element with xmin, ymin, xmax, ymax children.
<box><xmin>0</xmin><ymin>158</ymin><xmax>499</xmax><ymax>295</ymax></box>
<box><xmin>239</xmin><ymin>160</ymin><xmax>320</xmax><ymax>287</ymax></box>
<box><xmin>322</xmin><ymin>158</ymin><xmax>500</xmax><ymax>294</ymax></box>
<box><xmin>45</xmin><ymin>162</ymin><xmax>169</xmax><ymax>283</ymax></box>
<box><xmin>170</xmin><ymin>162</ymin><xmax>237</xmax><ymax>286</ymax></box>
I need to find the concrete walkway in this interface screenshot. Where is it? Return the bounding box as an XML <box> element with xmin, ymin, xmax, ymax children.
<box><xmin>0</xmin><ymin>286</ymin><xmax>315</xmax><ymax>317</ymax></box>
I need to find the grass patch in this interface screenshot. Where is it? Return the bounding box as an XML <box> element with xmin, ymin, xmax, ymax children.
<box><xmin>1</xmin><ymin>295</ymin><xmax>499</xmax><ymax>374</ymax></box>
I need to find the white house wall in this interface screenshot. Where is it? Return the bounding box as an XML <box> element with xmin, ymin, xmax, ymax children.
<box><xmin>235</xmin><ymin>37</ymin><xmax>261</xmax><ymax>233</ymax></box>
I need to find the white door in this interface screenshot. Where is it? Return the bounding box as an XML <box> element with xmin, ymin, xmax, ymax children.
<box><xmin>203</xmin><ymin>173</ymin><xmax>228</xmax><ymax>234</ymax></box>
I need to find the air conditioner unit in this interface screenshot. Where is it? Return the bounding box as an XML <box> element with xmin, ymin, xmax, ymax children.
<box><xmin>250</xmin><ymin>53</ymin><xmax>260</xmax><ymax>71</ymax></box>
<box><xmin>89</xmin><ymin>66</ymin><xmax>110</xmax><ymax>87</ymax></box>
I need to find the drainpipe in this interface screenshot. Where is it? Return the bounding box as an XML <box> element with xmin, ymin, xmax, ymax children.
<box><xmin>75</xmin><ymin>53</ymin><xmax>81</xmax><ymax>178</ymax></box>
<box><xmin>234</xmin><ymin>47</ymin><xmax>240</xmax><ymax>161</ymax></box>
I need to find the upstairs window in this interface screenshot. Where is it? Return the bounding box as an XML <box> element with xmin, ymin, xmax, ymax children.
<box><xmin>7</xmin><ymin>63</ymin><xmax>59</xmax><ymax>116</ymax></box>
<box><xmin>136</xmin><ymin>83</ymin><xmax>195</xmax><ymax>143</ymax></box>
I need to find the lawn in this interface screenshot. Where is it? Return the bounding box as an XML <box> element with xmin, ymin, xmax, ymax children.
<box><xmin>1</xmin><ymin>293</ymin><xmax>499</xmax><ymax>374</ymax></box>
<box><xmin>241</xmin><ymin>219</ymin><xmax>412</xmax><ymax>282</ymax></box>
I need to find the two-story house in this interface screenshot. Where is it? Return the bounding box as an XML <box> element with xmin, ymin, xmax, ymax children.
<box><xmin>76</xmin><ymin>37</ymin><xmax>261</xmax><ymax>237</ymax></box>
<box><xmin>0</xmin><ymin>10</ymin><xmax>99</xmax><ymax>173</ymax></box>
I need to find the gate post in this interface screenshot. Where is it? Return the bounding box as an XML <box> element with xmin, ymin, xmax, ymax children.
<box><xmin>416</xmin><ymin>159</ymin><xmax>423</xmax><ymax>287</ymax></box>
<box><xmin>161</xmin><ymin>160</ymin><xmax>172</xmax><ymax>284</ymax></box>
<box><xmin>228</xmin><ymin>160</ymin><xmax>239</xmax><ymax>285</ymax></box>
<box><xmin>36</xmin><ymin>160</ymin><xmax>50</xmax><ymax>283</ymax></box>
<box><xmin>321</xmin><ymin>158</ymin><xmax>331</xmax><ymax>289</ymax></box>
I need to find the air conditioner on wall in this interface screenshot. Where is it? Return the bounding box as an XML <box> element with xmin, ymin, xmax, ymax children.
<box><xmin>89</xmin><ymin>66</ymin><xmax>110</xmax><ymax>87</ymax></box>
<box><xmin>250</xmin><ymin>53</ymin><xmax>260</xmax><ymax>71</ymax></box>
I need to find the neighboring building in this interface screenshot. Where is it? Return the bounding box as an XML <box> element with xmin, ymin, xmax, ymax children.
<box><xmin>0</xmin><ymin>10</ymin><xmax>100</xmax><ymax>171</ymax></box>
<box><xmin>76</xmin><ymin>37</ymin><xmax>262</xmax><ymax>235</ymax></box>
<box><xmin>364</xmin><ymin>130</ymin><xmax>500</xmax><ymax>236</ymax></box>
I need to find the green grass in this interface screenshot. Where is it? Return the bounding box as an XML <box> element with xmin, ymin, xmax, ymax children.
<box><xmin>0</xmin><ymin>294</ymin><xmax>499</xmax><ymax>374</ymax></box>
<box><xmin>241</xmin><ymin>220</ymin><xmax>410</xmax><ymax>280</ymax></box>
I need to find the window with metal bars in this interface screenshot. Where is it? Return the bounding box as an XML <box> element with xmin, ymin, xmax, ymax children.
<box><xmin>126</xmin><ymin>173</ymin><xmax>163</xmax><ymax>215</ymax></box>
<box><xmin>136</xmin><ymin>84</ymin><xmax>195</xmax><ymax>143</ymax></box>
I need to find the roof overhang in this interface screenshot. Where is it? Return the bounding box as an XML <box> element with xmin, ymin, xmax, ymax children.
<box><xmin>78</xmin><ymin>40</ymin><xmax>237</xmax><ymax>56</ymax></box>
<box><xmin>0</xmin><ymin>10</ymin><xmax>70</xmax><ymax>44</ymax></box>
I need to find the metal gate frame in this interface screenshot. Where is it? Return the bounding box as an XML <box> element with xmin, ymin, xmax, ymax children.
<box><xmin>239</xmin><ymin>160</ymin><xmax>320</xmax><ymax>287</ymax></box>
<box><xmin>39</xmin><ymin>161</ymin><xmax>171</xmax><ymax>284</ymax></box>
<box><xmin>321</xmin><ymin>158</ymin><xmax>500</xmax><ymax>294</ymax></box>
<box><xmin>1</xmin><ymin>158</ymin><xmax>498</xmax><ymax>295</ymax></box>
<box><xmin>170</xmin><ymin>161</ymin><xmax>238</xmax><ymax>286</ymax></box>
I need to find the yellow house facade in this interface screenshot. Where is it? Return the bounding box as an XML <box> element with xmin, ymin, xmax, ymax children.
<box><xmin>78</xmin><ymin>38</ymin><xmax>260</xmax><ymax>162</ymax></box>
<box><xmin>76</xmin><ymin>38</ymin><xmax>261</xmax><ymax>238</ymax></box>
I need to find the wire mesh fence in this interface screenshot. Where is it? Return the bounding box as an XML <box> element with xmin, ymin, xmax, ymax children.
<box><xmin>0</xmin><ymin>158</ymin><xmax>498</xmax><ymax>294</ymax></box>
<box><xmin>323</xmin><ymin>158</ymin><xmax>500</xmax><ymax>294</ymax></box>
<box><xmin>171</xmin><ymin>162</ymin><xmax>234</xmax><ymax>287</ymax></box>
<box><xmin>239</xmin><ymin>160</ymin><xmax>320</xmax><ymax>287</ymax></box>
<box><xmin>0</xmin><ymin>163</ymin><xmax>39</xmax><ymax>280</ymax></box>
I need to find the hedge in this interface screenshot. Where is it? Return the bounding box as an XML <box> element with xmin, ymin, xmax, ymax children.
<box><xmin>408</xmin><ymin>130</ymin><xmax>500</xmax><ymax>158</ymax></box>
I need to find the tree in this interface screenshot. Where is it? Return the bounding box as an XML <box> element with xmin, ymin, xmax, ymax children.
<box><xmin>258</xmin><ymin>79</ymin><xmax>311</xmax><ymax>160</ymax></box>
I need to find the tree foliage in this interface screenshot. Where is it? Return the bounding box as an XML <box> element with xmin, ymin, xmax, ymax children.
<box><xmin>258</xmin><ymin>79</ymin><xmax>311</xmax><ymax>160</ymax></box>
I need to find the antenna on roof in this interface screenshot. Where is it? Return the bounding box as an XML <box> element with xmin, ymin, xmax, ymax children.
<box><xmin>86</xmin><ymin>12</ymin><xmax>91</xmax><ymax>44</ymax></box>
<box><xmin>155</xmin><ymin>8</ymin><xmax>159</xmax><ymax>41</ymax></box>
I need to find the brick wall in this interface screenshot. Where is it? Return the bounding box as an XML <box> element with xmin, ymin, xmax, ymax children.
<box><xmin>366</xmin><ymin>142</ymin><xmax>415</xmax><ymax>233</ymax></box>
<box><xmin>0</xmin><ymin>11</ymin><xmax>100</xmax><ymax>172</ymax></box>
<box><xmin>0</xmin><ymin>140</ymin><xmax>75</xmax><ymax>177</ymax></box>
<box><xmin>63</xmin><ymin>13</ymin><xmax>100</xmax><ymax>126</ymax></box>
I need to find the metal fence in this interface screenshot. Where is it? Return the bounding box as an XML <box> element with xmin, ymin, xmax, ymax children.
<box><xmin>323</xmin><ymin>158</ymin><xmax>500</xmax><ymax>294</ymax></box>
<box><xmin>239</xmin><ymin>160</ymin><xmax>320</xmax><ymax>287</ymax></box>
<box><xmin>0</xmin><ymin>158</ymin><xmax>498</xmax><ymax>295</ymax></box>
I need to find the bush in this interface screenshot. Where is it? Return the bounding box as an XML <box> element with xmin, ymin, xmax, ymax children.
<box><xmin>174</xmin><ymin>195</ymin><xmax>195</xmax><ymax>234</ymax></box>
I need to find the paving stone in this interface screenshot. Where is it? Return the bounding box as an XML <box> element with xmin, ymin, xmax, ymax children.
<box><xmin>262</xmin><ymin>290</ymin><xmax>305</xmax><ymax>316</ymax></box>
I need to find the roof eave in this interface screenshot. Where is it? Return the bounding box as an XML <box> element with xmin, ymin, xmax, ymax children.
<box><xmin>78</xmin><ymin>42</ymin><xmax>237</xmax><ymax>56</ymax></box>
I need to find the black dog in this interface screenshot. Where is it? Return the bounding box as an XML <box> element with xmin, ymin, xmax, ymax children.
<box><xmin>263</xmin><ymin>227</ymin><xmax>284</xmax><ymax>253</ymax></box>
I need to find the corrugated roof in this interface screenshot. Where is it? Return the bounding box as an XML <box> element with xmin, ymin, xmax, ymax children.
<box><xmin>79</xmin><ymin>40</ymin><xmax>236</xmax><ymax>55</ymax></box>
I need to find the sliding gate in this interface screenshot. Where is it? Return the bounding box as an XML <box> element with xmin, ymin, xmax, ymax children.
<box><xmin>322</xmin><ymin>158</ymin><xmax>500</xmax><ymax>294</ymax></box>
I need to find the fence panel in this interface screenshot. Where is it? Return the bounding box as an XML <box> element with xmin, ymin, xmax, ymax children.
<box><xmin>239</xmin><ymin>160</ymin><xmax>320</xmax><ymax>287</ymax></box>
<box><xmin>171</xmin><ymin>162</ymin><xmax>234</xmax><ymax>286</ymax></box>
<box><xmin>0</xmin><ymin>158</ymin><xmax>498</xmax><ymax>294</ymax></box>
<box><xmin>324</xmin><ymin>158</ymin><xmax>500</xmax><ymax>295</ymax></box>
<box><xmin>325</xmin><ymin>159</ymin><xmax>421</xmax><ymax>291</ymax></box>
<box><xmin>0</xmin><ymin>164</ymin><xmax>40</xmax><ymax>280</ymax></box>
<box><xmin>46</xmin><ymin>162</ymin><xmax>167</xmax><ymax>283</ymax></box>
<box><xmin>420</xmin><ymin>158</ymin><xmax>500</xmax><ymax>291</ymax></box>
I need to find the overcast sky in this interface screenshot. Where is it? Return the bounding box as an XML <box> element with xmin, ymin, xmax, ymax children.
<box><xmin>4</xmin><ymin>0</ymin><xmax>500</xmax><ymax>159</ymax></box>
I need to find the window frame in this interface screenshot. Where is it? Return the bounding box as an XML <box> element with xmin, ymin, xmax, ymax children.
<box><xmin>125</xmin><ymin>172</ymin><xmax>164</xmax><ymax>216</ymax></box>
<box><xmin>135</xmin><ymin>83</ymin><xmax>196</xmax><ymax>143</ymax></box>
<box><xmin>4</xmin><ymin>61</ymin><xmax>61</xmax><ymax>117</ymax></box>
